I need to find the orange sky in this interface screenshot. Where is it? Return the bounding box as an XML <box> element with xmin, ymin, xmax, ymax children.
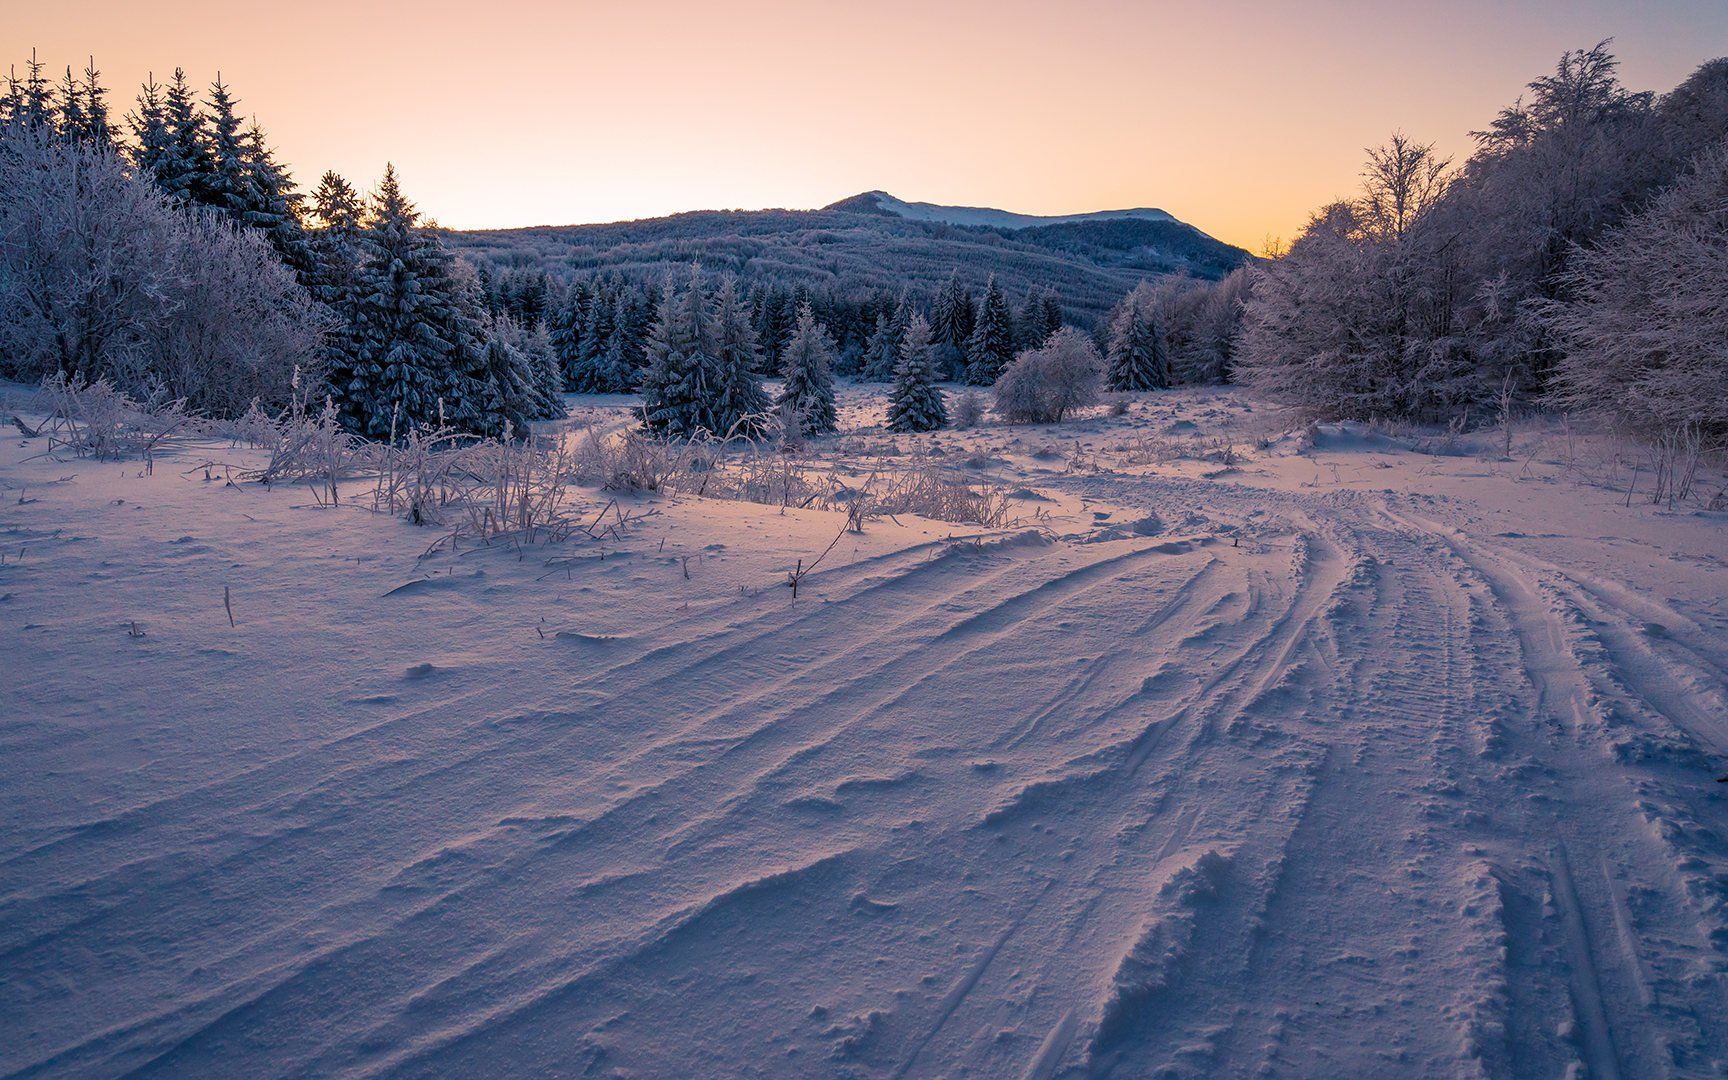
<box><xmin>8</xmin><ymin>0</ymin><xmax>1725</xmax><ymax>249</ymax></box>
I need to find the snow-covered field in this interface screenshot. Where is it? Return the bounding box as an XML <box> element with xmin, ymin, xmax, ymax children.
<box><xmin>3</xmin><ymin>385</ymin><xmax>1726</xmax><ymax>1077</ymax></box>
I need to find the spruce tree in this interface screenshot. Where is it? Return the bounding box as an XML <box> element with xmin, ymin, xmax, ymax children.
<box><xmin>711</xmin><ymin>276</ymin><xmax>771</xmax><ymax>437</ymax></box>
<box><xmin>344</xmin><ymin>165</ymin><xmax>473</xmax><ymax>438</ymax></box>
<box><xmin>201</xmin><ymin>76</ymin><xmax>249</xmax><ymax>215</ymax></box>
<box><xmin>571</xmin><ymin>287</ymin><xmax>619</xmax><ymax>392</ymax></box>
<box><xmin>308</xmin><ymin>171</ymin><xmax>365</xmax><ymax>405</ymax></box>
<box><xmin>964</xmin><ymin>275</ymin><xmax>1015</xmax><ymax>385</ymax></box>
<box><xmin>640</xmin><ymin>267</ymin><xmax>721</xmax><ymax>437</ymax></box>
<box><xmin>476</xmin><ymin>326</ymin><xmax>537</xmax><ymax>437</ymax></box>
<box><xmin>240</xmin><ymin>120</ymin><xmax>311</xmax><ymax>272</ymax></box>
<box><xmin>548</xmin><ymin>282</ymin><xmax>586</xmax><ymax>387</ymax></box>
<box><xmin>55</xmin><ymin>66</ymin><xmax>87</xmax><ymax>141</ymax></box>
<box><xmin>75</xmin><ymin>59</ymin><xmax>115</xmax><ymax>149</ymax></box>
<box><xmin>1017</xmin><ymin>287</ymin><xmax>1061</xmax><ymax>350</ymax></box>
<box><xmin>862</xmin><ymin>312</ymin><xmax>901</xmax><ymax>382</ymax></box>
<box><xmin>524</xmin><ymin>322</ymin><xmax>566</xmax><ymax>418</ymax></box>
<box><xmin>1037</xmin><ymin>289</ymin><xmax>1064</xmax><ymax>344</ymax></box>
<box><xmin>1105</xmin><ymin>285</ymin><xmax>1169</xmax><ymax>391</ymax></box>
<box><xmin>887</xmin><ymin>314</ymin><xmax>947</xmax><ymax>433</ymax></box>
<box><xmin>128</xmin><ymin>75</ymin><xmax>172</xmax><ymax>181</ymax></box>
<box><xmin>776</xmin><ymin>303</ymin><xmax>839</xmax><ymax>438</ymax></box>
<box><xmin>157</xmin><ymin>68</ymin><xmax>209</xmax><ymax>202</ymax></box>
<box><xmin>13</xmin><ymin>51</ymin><xmax>55</xmax><ymax>131</ymax></box>
<box><xmin>931</xmin><ymin>270</ymin><xmax>969</xmax><ymax>353</ymax></box>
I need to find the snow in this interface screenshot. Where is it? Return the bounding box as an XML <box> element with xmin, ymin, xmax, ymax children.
<box><xmin>2</xmin><ymin>385</ymin><xmax>1726</xmax><ymax>1077</ymax></box>
<box><xmin>854</xmin><ymin>190</ymin><xmax>1177</xmax><ymax>232</ymax></box>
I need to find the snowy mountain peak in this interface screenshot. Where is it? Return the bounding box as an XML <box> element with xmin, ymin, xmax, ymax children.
<box><xmin>825</xmin><ymin>190</ymin><xmax>1178</xmax><ymax>231</ymax></box>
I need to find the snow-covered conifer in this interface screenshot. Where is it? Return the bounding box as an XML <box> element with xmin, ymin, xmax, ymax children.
<box><xmin>1105</xmin><ymin>283</ymin><xmax>1169</xmax><ymax>391</ymax></box>
<box><xmin>964</xmin><ymin>275</ymin><xmax>1015</xmax><ymax>385</ymax></box>
<box><xmin>776</xmin><ymin>303</ymin><xmax>838</xmax><ymax>438</ymax></box>
<box><xmin>711</xmin><ymin>276</ymin><xmax>771</xmax><ymax>437</ymax></box>
<box><xmin>640</xmin><ymin>267</ymin><xmax>721</xmax><ymax>436</ymax></box>
<box><xmin>887</xmin><ymin>314</ymin><xmax>947</xmax><ymax>433</ymax></box>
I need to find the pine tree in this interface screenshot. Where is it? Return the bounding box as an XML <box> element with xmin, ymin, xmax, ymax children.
<box><xmin>931</xmin><ymin>270</ymin><xmax>970</xmax><ymax>353</ymax></box>
<box><xmin>13</xmin><ymin>51</ymin><xmax>55</xmax><ymax>131</ymax></box>
<box><xmin>75</xmin><ymin>59</ymin><xmax>115</xmax><ymax>149</ymax></box>
<box><xmin>1105</xmin><ymin>284</ymin><xmax>1169</xmax><ymax>391</ymax></box>
<box><xmin>1037</xmin><ymin>289</ymin><xmax>1064</xmax><ymax>345</ymax></box>
<box><xmin>640</xmin><ymin>267</ymin><xmax>722</xmax><ymax>436</ymax></box>
<box><xmin>1017</xmin><ymin>287</ymin><xmax>1062</xmax><ymax>350</ymax></box>
<box><xmin>711</xmin><ymin>276</ymin><xmax>771</xmax><ymax>437</ymax></box>
<box><xmin>524</xmin><ymin>321</ymin><xmax>565</xmax><ymax>418</ymax></box>
<box><xmin>308</xmin><ymin>171</ymin><xmax>365</xmax><ymax>405</ymax></box>
<box><xmin>240</xmin><ymin>120</ymin><xmax>311</xmax><ymax>272</ymax></box>
<box><xmin>128</xmin><ymin>74</ymin><xmax>172</xmax><ymax>180</ymax></box>
<box><xmin>55</xmin><ymin>66</ymin><xmax>87</xmax><ymax>141</ymax></box>
<box><xmin>571</xmin><ymin>286</ymin><xmax>618</xmax><ymax>392</ymax></box>
<box><xmin>548</xmin><ymin>281</ymin><xmax>586</xmax><ymax>386</ymax></box>
<box><xmin>887</xmin><ymin>314</ymin><xmax>947</xmax><ymax>433</ymax></box>
<box><xmin>776</xmin><ymin>303</ymin><xmax>839</xmax><ymax>438</ymax></box>
<box><xmin>344</xmin><ymin>165</ymin><xmax>476</xmax><ymax>439</ymax></box>
<box><xmin>862</xmin><ymin>312</ymin><xmax>901</xmax><ymax>382</ymax></box>
<box><xmin>201</xmin><ymin>76</ymin><xmax>249</xmax><ymax>215</ymax></box>
<box><xmin>156</xmin><ymin>68</ymin><xmax>209</xmax><ymax>202</ymax></box>
<box><xmin>964</xmin><ymin>275</ymin><xmax>1015</xmax><ymax>385</ymax></box>
<box><xmin>476</xmin><ymin>323</ymin><xmax>538</xmax><ymax>437</ymax></box>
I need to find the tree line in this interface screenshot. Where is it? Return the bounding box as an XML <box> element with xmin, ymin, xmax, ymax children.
<box><xmin>1235</xmin><ymin>43</ymin><xmax>1728</xmax><ymax>445</ymax></box>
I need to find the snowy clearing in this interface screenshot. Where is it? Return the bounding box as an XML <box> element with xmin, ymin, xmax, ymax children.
<box><xmin>3</xmin><ymin>385</ymin><xmax>1726</xmax><ymax>1077</ymax></box>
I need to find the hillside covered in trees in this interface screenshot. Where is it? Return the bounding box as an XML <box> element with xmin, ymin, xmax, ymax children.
<box><xmin>443</xmin><ymin>192</ymin><xmax>1252</xmax><ymax>322</ymax></box>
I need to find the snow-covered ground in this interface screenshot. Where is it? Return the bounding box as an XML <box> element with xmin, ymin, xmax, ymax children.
<box><xmin>3</xmin><ymin>385</ymin><xmax>1726</xmax><ymax>1077</ymax></box>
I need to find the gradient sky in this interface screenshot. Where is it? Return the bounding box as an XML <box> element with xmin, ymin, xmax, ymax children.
<box><xmin>8</xmin><ymin>0</ymin><xmax>1725</xmax><ymax>249</ymax></box>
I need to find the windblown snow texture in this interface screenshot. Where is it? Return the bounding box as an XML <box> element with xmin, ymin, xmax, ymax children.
<box><xmin>2</xmin><ymin>386</ymin><xmax>1725</xmax><ymax>1077</ymax></box>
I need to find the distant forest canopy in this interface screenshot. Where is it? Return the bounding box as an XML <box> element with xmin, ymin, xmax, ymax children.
<box><xmin>445</xmin><ymin>192</ymin><xmax>1256</xmax><ymax>387</ymax></box>
<box><xmin>443</xmin><ymin>198</ymin><xmax>1253</xmax><ymax>323</ymax></box>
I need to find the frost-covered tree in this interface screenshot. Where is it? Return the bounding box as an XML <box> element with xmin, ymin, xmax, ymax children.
<box><xmin>1544</xmin><ymin>144</ymin><xmax>1728</xmax><ymax>440</ymax></box>
<box><xmin>127</xmin><ymin>74</ymin><xmax>172</xmax><ymax>181</ymax></box>
<box><xmin>1105</xmin><ymin>283</ymin><xmax>1169</xmax><ymax>391</ymax></box>
<box><xmin>569</xmin><ymin>288</ymin><xmax>636</xmax><ymax>393</ymax></box>
<box><xmin>0</xmin><ymin>122</ymin><xmax>322</xmax><ymax>413</ymax></box>
<box><xmin>862</xmin><ymin>312</ymin><xmax>900</xmax><ymax>383</ymax></box>
<box><xmin>776</xmin><ymin>302</ymin><xmax>838</xmax><ymax>438</ymax></box>
<box><xmin>200</xmin><ymin>76</ymin><xmax>250</xmax><ymax>216</ymax></box>
<box><xmin>887</xmin><ymin>314</ymin><xmax>946</xmax><ymax>433</ymax></box>
<box><xmin>343</xmin><ymin>165</ymin><xmax>479</xmax><ymax>438</ymax></box>
<box><xmin>474</xmin><ymin>315</ymin><xmax>542</xmax><ymax>437</ymax></box>
<box><xmin>522</xmin><ymin>320</ymin><xmax>565</xmax><ymax>418</ymax></box>
<box><xmin>156</xmin><ymin>68</ymin><xmax>209</xmax><ymax>202</ymax></box>
<box><xmin>1236</xmin><ymin>135</ymin><xmax>1474</xmax><ymax>419</ymax></box>
<box><xmin>54</xmin><ymin>59</ymin><xmax>115</xmax><ymax>149</ymax></box>
<box><xmin>1</xmin><ymin>51</ymin><xmax>55</xmax><ymax>131</ymax></box>
<box><xmin>930</xmin><ymin>270</ymin><xmax>973</xmax><ymax>376</ymax></box>
<box><xmin>964</xmin><ymin>275</ymin><xmax>1015</xmax><ymax>385</ymax></box>
<box><xmin>711</xmin><ymin>275</ymin><xmax>771</xmax><ymax>437</ymax></box>
<box><xmin>640</xmin><ymin>266</ymin><xmax>722</xmax><ymax>436</ymax></box>
<box><xmin>239</xmin><ymin>120</ymin><xmax>310</xmax><ymax>272</ymax></box>
<box><xmin>1017</xmin><ymin>287</ymin><xmax>1061</xmax><ymax>350</ymax></box>
<box><xmin>994</xmin><ymin>328</ymin><xmax>1104</xmax><ymax>424</ymax></box>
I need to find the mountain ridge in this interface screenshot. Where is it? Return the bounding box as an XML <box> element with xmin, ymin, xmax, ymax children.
<box><xmin>444</xmin><ymin>191</ymin><xmax>1252</xmax><ymax>319</ymax></box>
<box><xmin>823</xmin><ymin>190</ymin><xmax>1179</xmax><ymax>231</ymax></box>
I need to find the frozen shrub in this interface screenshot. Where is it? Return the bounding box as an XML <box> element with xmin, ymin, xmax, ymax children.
<box><xmin>0</xmin><ymin>122</ymin><xmax>324</xmax><ymax>416</ymax></box>
<box><xmin>1544</xmin><ymin>144</ymin><xmax>1728</xmax><ymax>444</ymax></box>
<box><xmin>994</xmin><ymin>328</ymin><xmax>1104</xmax><ymax>424</ymax></box>
<box><xmin>952</xmin><ymin>389</ymin><xmax>987</xmax><ymax>429</ymax></box>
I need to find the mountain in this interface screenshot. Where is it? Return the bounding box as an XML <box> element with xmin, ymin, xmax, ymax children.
<box><xmin>443</xmin><ymin>192</ymin><xmax>1251</xmax><ymax>320</ymax></box>
<box><xmin>824</xmin><ymin>190</ymin><xmax>1177</xmax><ymax>231</ymax></box>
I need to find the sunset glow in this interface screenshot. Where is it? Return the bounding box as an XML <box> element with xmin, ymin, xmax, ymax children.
<box><xmin>10</xmin><ymin>0</ymin><xmax>1723</xmax><ymax>247</ymax></box>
